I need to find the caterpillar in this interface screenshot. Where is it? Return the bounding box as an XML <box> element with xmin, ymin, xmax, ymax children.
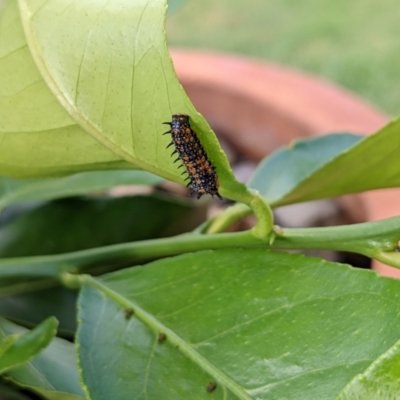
<box><xmin>163</xmin><ymin>114</ymin><xmax>222</xmax><ymax>200</ymax></box>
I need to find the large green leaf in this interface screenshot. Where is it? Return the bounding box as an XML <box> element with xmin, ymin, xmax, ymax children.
<box><xmin>4</xmin><ymin>320</ymin><xmax>85</xmax><ymax>400</ymax></box>
<box><xmin>0</xmin><ymin>0</ymin><xmax>134</xmax><ymax>177</ymax></box>
<box><xmin>0</xmin><ymin>0</ymin><xmax>245</xmax><ymax>198</ymax></box>
<box><xmin>0</xmin><ymin>317</ymin><xmax>57</xmax><ymax>374</ymax></box>
<box><xmin>249</xmin><ymin>119</ymin><xmax>400</xmax><ymax>206</ymax></box>
<box><xmin>0</xmin><ymin>170</ymin><xmax>163</xmax><ymax>212</ymax></box>
<box><xmin>77</xmin><ymin>250</ymin><xmax>400</xmax><ymax>399</ymax></box>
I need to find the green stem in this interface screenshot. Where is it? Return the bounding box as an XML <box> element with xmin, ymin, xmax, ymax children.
<box><xmin>0</xmin><ymin>278</ymin><xmax>59</xmax><ymax>298</ymax></box>
<box><xmin>0</xmin><ymin>231</ymin><xmax>258</xmax><ymax>280</ymax></box>
<box><xmin>374</xmin><ymin>251</ymin><xmax>400</xmax><ymax>269</ymax></box>
<box><xmin>274</xmin><ymin>219</ymin><xmax>399</xmax><ymax>254</ymax></box>
<box><xmin>2</xmin><ymin>216</ymin><xmax>400</xmax><ymax>283</ymax></box>
<box><xmin>219</xmin><ymin>186</ymin><xmax>274</xmax><ymax>237</ymax></box>
<box><xmin>206</xmin><ymin>203</ymin><xmax>252</xmax><ymax>234</ymax></box>
<box><xmin>249</xmin><ymin>191</ymin><xmax>274</xmax><ymax>238</ymax></box>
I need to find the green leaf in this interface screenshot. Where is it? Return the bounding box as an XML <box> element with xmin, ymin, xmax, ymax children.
<box><xmin>0</xmin><ymin>317</ymin><xmax>57</xmax><ymax>374</ymax></box>
<box><xmin>0</xmin><ymin>0</ymin><xmax>245</xmax><ymax>199</ymax></box>
<box><xmin>0</xmin><ymin>170</ymin><xmax>163</xmax><ymax>212</ymax></box>
<box><xmin>250</xmin><ymin>118</ymin><xmax>400</xmax><ymax>206</ymax></box>
<box><xmin>0</xmin><ymin>287</ymin><xmax>77</xmax><ymax>337</ymax></box>
<box><xmin>337</xmin><ymin>338</ymin><xmax>400</xmax><ymax>400</ymax></box>
<box><xmin>0</xmin><ymin>194</ymin><xmax>205</xmax><ymax>257</ymax></box>
<box><xmin>77</xmin><ymin>250</ymin><xmax>400</xmax><ymax>399</ymax></box>
<box><xmin>0</xmin><ymin>0</ymin><xmax>134</xmax><ymax>177</ymax></box>
<box><xmin>249</xmin><ymin>133</ymin><xmax>363</xmax><ymax>205</ymax></box>
<box><xmin>5</xmin><ymin>321</ymin><xmax>85</xmax><ymax>400</ymax></box>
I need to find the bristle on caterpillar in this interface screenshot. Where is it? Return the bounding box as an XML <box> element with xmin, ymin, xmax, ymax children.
<box><xmin>163</xmin><ymin>114</ymin><xmax>222</xmax><ymax>200</ymax></box>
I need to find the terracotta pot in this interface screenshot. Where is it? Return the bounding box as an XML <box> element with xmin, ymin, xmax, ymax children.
<box><xmin>171</xmin><ymin>49</ymin><xmax>400</xmax><ymax>278</ymax></box>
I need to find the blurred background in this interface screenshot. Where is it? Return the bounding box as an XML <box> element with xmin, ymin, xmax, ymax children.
<box><xmin>167</xmin><ymin>0</ymin><xmax>399</xmax><ymax>116</ymax></box>
<box><xmin>166</xmin><ymin>0</ymin><xmax>400</xmax><ymax>271</ymax></box>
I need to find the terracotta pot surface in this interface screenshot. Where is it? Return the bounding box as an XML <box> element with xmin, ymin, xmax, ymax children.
<box><xmin>171</xmin><ymin>49</ymin><xmax>400</xmax><ymax>277</ymax></box>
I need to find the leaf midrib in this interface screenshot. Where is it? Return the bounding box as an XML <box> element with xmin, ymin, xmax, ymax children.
<box><xmin>86</xmin><ymin>276</ymin><xmax>252</xmax><ymax>400</ymax></box>
<box><xmin>17</xmin><ymin>0</ymin><xmax>183</xmax><ymax>183</ymax></box>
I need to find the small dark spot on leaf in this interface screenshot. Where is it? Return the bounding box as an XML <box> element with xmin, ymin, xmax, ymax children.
<box><xmin>124</xmin><ymin>309</ymin><xmax>134</xmax><ymax>319</ymax></box>
<box><xmin>158</xmin><ymin>333</ymin><xmax>167</xmax><ymax>343</ymax></box>
<box><xmin>206</xmin><ymin>382</ymin><xmax>217</xmax><ymax>392</ymax></box>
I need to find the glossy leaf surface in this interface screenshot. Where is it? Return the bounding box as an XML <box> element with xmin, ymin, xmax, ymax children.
<box><xmin>337</xmin><ymin>338</ymin><xmax>400</xmax><ymax>400</ymax></box>
<box><xmin>0</xmin><ymin>0</ymin><xmax>245</xmax><ymax>199</ymax></box>
<box><xmin>249</xmin><ymin>119</ymin><xmax>400</xmax><ymax>206</ymax></box>
<box><xmin>0</xmin><ymin>0</ymin><xmax>133</xmax><ymax>177</ymax></box>
<box><xmin>4</xmin><ymin>319</ymin><xmax>84</xmax><ymax>400</ymax></box>
<box><xmin>77</xmin><ymin>250</ymin><xmax>400</xmax><ymax>399</ymax></box>
<box><xmin>0</xmin><ymin>317</ymin><xmax>57</xmax><ymax>374</ymax></box>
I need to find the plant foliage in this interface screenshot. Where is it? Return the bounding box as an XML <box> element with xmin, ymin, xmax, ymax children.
<box><xmin>1</xmin><ymin>0</ymin><xmax>400</xmax><ymax>399</ymax></box>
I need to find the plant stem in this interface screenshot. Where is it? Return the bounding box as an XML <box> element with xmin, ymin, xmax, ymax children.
<box><xmin>0</xmin><ymin>231</ymin><xmax>259</xmax><ymax>280</ymax></box>
<box><xmin>249</xmin><ymin>191</ymin><xmax>274</xmax><ymax>238</ymax></box>
<box><xmin>206</xmin><ymin>203</ymin><xmax>252</xmax><ymax>234</ymax></box>
<box><xmin>2</xmin><ymin>216</ymin><xmax>400</xmax><ymax>284</ymax></box>
<box><xmin>0</xmin><ymin>278</ymin><xmax>59</xmax><ymax>298</ymax></box>
<box><xmin>220</xmin><ymin>187</ymin><xmax>274</xmax><ymax>237</ymax></box>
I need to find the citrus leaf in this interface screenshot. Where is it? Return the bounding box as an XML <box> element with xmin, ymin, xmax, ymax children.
<box><xmin>249</xmin><ymin>119</ymin><xmax>400</xmax><ymax>206</ymax></box>
<box><xmin>4</xmin><ymin>319</ymin><xmax>85</xmax><ymax>400</ymax></box>
<box><xmin>0</xmin><ymin>0</ymin><xmax>246</xmax><ymax>198</ymax></box>
<box><xmin>249</xmin><ymin>133</ymin><xmax>362</xmax><ymax>205</ymax></box>
<box><xmin>0</xmin><ymin>0</ymin><xmax>134</xmax><ymax>177</ymax></box>
<box><xmin>77</xmin><ymin>250</ymin><xmax>400</xmax><ymax>399</ymax></box>
<box><xmin>0</xmin><ymin>170</ymin><xmax>163</xmax><ymax>212</ymax></box>
<box><xmin>337</xmin><ymin>338</ymin><xmax>400</xmax><ymax>400</ymax></box>
<box><xmin>0</xmin><ymin>317</ymin><xmax>57</xmax><ymax>374</ymax></box>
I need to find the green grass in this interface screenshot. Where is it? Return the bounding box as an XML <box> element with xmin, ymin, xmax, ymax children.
<box><xmin>167</xmin><ymin>0</ymin><xmax>400</xmax><ymax>116</ymax></box>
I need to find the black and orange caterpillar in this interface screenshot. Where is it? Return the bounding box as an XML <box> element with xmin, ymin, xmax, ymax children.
<box><xmin>163</xmin><ymin>114</ymin><xmax>222</xmax><ymax>200</ymax></box>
